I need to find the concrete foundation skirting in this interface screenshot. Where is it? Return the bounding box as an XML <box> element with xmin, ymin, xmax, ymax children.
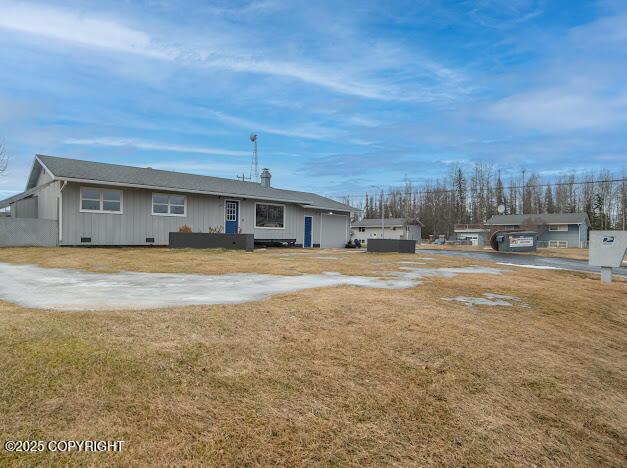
<box><xmin>367</xmin><ymin>239</ymin><xmax>416</xmax><ymax>253</ymax></box>
<box><xmin>169</xmin><ymin>233</ymin><xmax>254</xmax><ymax>251</ymax></box>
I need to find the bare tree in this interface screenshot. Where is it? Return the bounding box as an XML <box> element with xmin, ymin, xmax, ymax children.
<box><xmin>521</xmin><ymin>216</ymin><xmax>548</xmax><ymax>237</ymax></box>
<box><xmin>353</xmin><ymin>166</ymin><xmax>625</xmax><ymax>235</ymax></box>
<box><xmin>0</xmin><ymin>142</ymin><xmax>7</xmax><ymax>174</ymax></box>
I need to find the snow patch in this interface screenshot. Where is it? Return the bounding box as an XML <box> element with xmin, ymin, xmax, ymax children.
<box><xmin>496</xmin><ymin>262</ymin><xmax>563</xmax><ymax>270</ymax></box>
<box><xmin>0</xmin><ymin>262</ymin><xmax>507</xmax><ymax>311</ymax></box>
<box><xmin>443</xmin><ymin>292</ymin><xmax>527</xmax><ymax>308</ymax></box>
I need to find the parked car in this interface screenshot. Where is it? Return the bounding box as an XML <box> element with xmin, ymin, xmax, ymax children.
<box><xmin>432</xmin><ymin>238</ymin><xmax>446</xmax><ymax>245</ymax></box>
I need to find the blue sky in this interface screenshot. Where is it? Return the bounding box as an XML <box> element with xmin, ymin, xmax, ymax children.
<box><xmin>0</xmin><ymin>0</ymin><xmax>625</xmax><ymax>199</ymax></box>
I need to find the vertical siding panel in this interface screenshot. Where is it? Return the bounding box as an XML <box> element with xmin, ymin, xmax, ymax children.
<box><xmin>58</xmin><ymin>183</ymin><xmax>349</xmax><ymax>246</ymax></box>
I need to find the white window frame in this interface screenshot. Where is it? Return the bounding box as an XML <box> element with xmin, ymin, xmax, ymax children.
<box><xmin>548</xmin><ymin>240</ymin><xmax>568</xmax><ymax>248</ymax></box>
<box><xmin>80</xmin><ymin>187</ymin><xmax>123</xmax><ymax>214</ymax></box>
<box><xmin>548</xmin><ymin>224</ymin><xmax>568</xmax><ymax>231</ymax></box>
<box><xmin>152</xmin><ymin>193</ymin><xmax>187</xmax><ymax>217</ymax></box>
<box><xmin>255</xmin><ymin>202</ymin><xmax>286</xmax><ymax>229</ymax></box>
<box><xmin>224</xmin><ymin>200</ymin><xmax>239</xmax><ymax>223</ymax></box>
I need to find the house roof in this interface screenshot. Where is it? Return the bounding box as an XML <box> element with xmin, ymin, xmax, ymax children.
<box><xmin>351</xmin><ymin>217</ymin><xmax>422</xmax><ymax>227</ymax></box>
<box><xmin>4</xmin><ymin>155</ymin><xmax>357</xmax><ymax>212</ymax></box>
<box><xmin>486</xmin><ymin>213</ymin><xmax>589</xmax><ymax>225</ymax></box>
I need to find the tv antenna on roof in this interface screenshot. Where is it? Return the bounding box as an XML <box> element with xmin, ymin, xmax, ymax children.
<box><xmin>249</xmin><ymin>133</ymin><xmax>259</xmax><ymax>182</ymax></box>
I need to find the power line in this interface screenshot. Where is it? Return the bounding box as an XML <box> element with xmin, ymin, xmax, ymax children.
<box><xmin>328</xmin><ymin>178</ymin><xmax>627</xmax><ymax>201</ymax></box>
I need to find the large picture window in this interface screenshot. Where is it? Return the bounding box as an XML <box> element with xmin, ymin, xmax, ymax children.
<box><xmin>255</xmin><ymin>203</ymin><xmax>285</xmax><ymax>228</ymax></box>
<box><xmin>80</xmin><ymin>187</ymin><xmax>123</xmax><ymax>213</ymax></box>
<box><xmin>152</xmin><ymin>193</ymin><xmax>187</xmax><ymax>216</ymax></box>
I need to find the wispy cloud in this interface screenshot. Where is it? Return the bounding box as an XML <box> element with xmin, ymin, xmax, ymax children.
<box><xmin>346</xmin><ymin>116</ymin><xmax>382</xmax><ymax>128</ymax></box>
<box><xmin>65</xmin><ymin>137</ymin><xmax>249</xmax><ymax>157</ymax></box>
<box><xmin>202</xmin><ymin>0</ymin><xmax>283</xmax><ymax>18</ymax></box>
<box><xmin>468</xmin><ymin>0</ymin><xmax>545</xmax><ymax>29</ymax></box>
<box><xmin>202</xmin><ymin>110</ymin><xmax>340</xmax><ymax>140</ymax></box>
<box><xmin>487</xmin><ymin>88</ymin><xmax>627</xmax><ymax>132</ymax></box>
<box><xmin>0</xmin><ymin>2</ymin><xmax>172</xmax><ymax>59</ymax></box>
<box><xmin>0</xmin><ymin>1</ymin><xmax>466</xmax><ymax>102</ymax></box>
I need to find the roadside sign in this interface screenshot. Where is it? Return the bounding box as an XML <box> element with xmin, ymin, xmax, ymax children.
<box><xmin>589</xmin><ymin>231</ymin><xmax>627</xmax><ymax>283</ymax></box>
<box><xmin>510</xmin><ymin>236</ymin><xmax>534</xmax><ymax>248</ymax></box>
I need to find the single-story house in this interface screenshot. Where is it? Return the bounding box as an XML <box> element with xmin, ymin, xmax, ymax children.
<box><xmin>0</xmin><ymin>155</ymin><xmax>357</xmax><ymax>248</ymax></box>
<box><xmin>351</xmin><ymin>218</ymin><xmax>422</xmax><ymax>245</ymax></box>
<box><xmin>485</xmin><ymin>213</ymin><xmax>590</xmax><ymax>248</ymax></box>
<box><xmin>453</xmin><ymin>224</ymin><xmax>491</xmax><ymax>246</ymax></box>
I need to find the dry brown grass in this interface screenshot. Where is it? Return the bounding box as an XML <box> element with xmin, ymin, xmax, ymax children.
<box><xmin>0</xmin><ymin>247</ymin><xmax>625</xmax><ymax>466</ymax></box>
<box><xmin>533</xmin><ymin>247</ymin><xmax>590</xmax><ymax>261</ymax></box>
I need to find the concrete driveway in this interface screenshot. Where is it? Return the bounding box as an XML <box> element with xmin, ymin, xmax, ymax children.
<box><xmin>416</xmin><ymin>249</ymin><xmax>627</xmax><ymax>276</ymax></box>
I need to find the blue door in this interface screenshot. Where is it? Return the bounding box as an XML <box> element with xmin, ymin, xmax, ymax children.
<box><xmin>304</xmin><ymin>216</ymin><xmax>312</xmax><ymax>248</ymax></box>
<box><xmin>225</xmin><ymin>201</ymin><xmax>239</xmax><ymax>234</ymax></box>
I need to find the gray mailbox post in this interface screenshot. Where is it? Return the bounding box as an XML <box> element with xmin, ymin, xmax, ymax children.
<box><xmin>588</xmin><ymin>231</ymin><xmax>627</xmax><ymax>283</ymax></box>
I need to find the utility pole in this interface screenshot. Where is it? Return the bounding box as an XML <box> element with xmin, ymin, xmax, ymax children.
<box><xmin>522</xmin><ymin>169</ymin><xmax>526</xmax><ymax>214</ymax></box>
<box><xmin>622</xmin><ymin>176</ymin><xmax>626</xmax><ymax>230</ymax></box>
<box><xmin>381</xmin><ymin>203</ymin><xmax>385</xmax><ymax>239</ymax></box>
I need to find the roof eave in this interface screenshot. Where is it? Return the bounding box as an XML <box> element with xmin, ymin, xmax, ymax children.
<box><xmin>301</xmin><ymin>204</ymin><xmax>359</xmax><ymax>212</ymax></box>
<box><xmin>0</xmin><ymin>180</ymin><xmax>56</xmax><ymax>208</ymax></box>
<box><xmin>58</xmin><ymin>177</ymin><xmax>326</xmax><ymax>206</ymax></box>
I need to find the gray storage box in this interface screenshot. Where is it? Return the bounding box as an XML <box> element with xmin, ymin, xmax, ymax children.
<box><xmin>169</xmin><ymin>233</ymin><xmax>254</xmax><ymax>251</ymax></box>
<box><xmin>367</xmin><ymin>239</ymin><xmax>416</xmax><ymax>253</ymax></box>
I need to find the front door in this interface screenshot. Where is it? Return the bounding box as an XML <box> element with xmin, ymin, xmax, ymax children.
<box><xmin>225</xmin><ymin>201</ymin><xmax>239</xmax><ymax>234</ymax></box>
<box><xmin>304</xmin><ymin>216</ymin><xmax>313</xmax><ymax>248</ymax></box>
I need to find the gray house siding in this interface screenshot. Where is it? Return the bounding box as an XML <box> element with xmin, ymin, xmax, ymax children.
<box><xmin>37</xmin><ymin>169</ymin><xmax>53</xmax><ymax>186</ymax></box>
<box><xmin>11</xmin><ymin>197</ymin><xmax>38</xmax><ymax>218</ymax></box>
<box><xmin>37</xmin><ymin>181</ymin><xmax>60</xmax><ymax>220</ymax></box>
<box><xmin>538</xmin><ymin>224</ymin><xmax>584</xmax><ymax>248</ymax></box>
<box><xmin>60</xmin><ymin>183</ymin><xmax>345</xmax><ymax>246</ymax></box>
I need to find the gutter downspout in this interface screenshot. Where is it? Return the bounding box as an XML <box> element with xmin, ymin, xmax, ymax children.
<box><xmin>58</xmin><ymin>181</ymin><xmax>67</xmax><ymax>245</ymax></box>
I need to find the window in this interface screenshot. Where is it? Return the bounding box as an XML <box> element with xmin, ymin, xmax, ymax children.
<box><xmin>549</xmin><ymin>224</ymin><xmax>568</xmax><ymax>231</ymax></box>
<box><xmin>152</xmin><ymin>193</ymin><xmax>186</xmax><ymax>216</ymax></box>
<box><xmin>225</xmin><ymin>201</ymin><xmax>237</xmax><ymax>221</ymax></box>
<box><xmin>549</xmin><ymin>240</ymin><xmax>568</xmax><ymax>248</ymax></box>
<box><xmin>255</xmin><ymin>203</ymin><xmax>285</xmax><ymax>228</ymax></box>
<box><xmin>80</xmin><ymin>187</ymin><xmax>122</xmax><ymax>213</ymax></box>
<box><xmin>358</xmin><ymin>227</ymin><xmax>366</xmax><ymax>232</ymax></box>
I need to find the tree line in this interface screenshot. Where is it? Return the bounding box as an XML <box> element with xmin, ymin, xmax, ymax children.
<box><xmin>339</xmin><ymin>164</ymin><xmax>627</xmax><ymax>238</ymax></box>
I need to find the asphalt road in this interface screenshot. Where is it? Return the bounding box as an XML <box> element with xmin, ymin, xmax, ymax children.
<box><xmin>416</xmin><ymin>249</ymin><xmax>627</xmax><ymax>277</ymax></box>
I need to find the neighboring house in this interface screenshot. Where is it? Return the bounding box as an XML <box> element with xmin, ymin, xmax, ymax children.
<box><xmin>0</xmin><ymin>155</ymin><xmax>357</xmax><ymax>248</ymax></box>
<box><xmin>485</xmin><ymin>213</ymin><xmax>590</xmax><ymax>248</ymax></box>
<box><xmin>453</xmin><ymin>224</ymin><xmax>491</xmax><ymax>246</ymax></box>
<box><xmin>351</xmin><ymin>218</ymin><xmax>422</xmax><ymax>245</ymax></box>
